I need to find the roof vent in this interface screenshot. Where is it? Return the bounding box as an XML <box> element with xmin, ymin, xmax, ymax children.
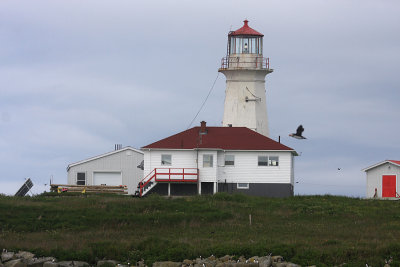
<box><xmin>114</xmin><ymin>144</ymin><xmax>122</xmax><ymax>150</ymax></box>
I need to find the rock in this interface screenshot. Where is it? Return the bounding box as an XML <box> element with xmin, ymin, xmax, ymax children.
<box><xmin>285</xmin><ymin>263</ymin><xmax>300</xmax><ymax>267</ymax></box>
<box><xmin>4</xmin><ymin>259</ymin><xmax>26</xmax><ymax>267</ymax></box>
<box><xmin>272</xmin><ymin>263</ymin><xmax>286</xmax><ymax>267</ymax></box>
<box><xmin>2</xmin><ymin>252</ymin><xmax>15</xmax><ymax>263</ymax></box>
<box><xmin>152</xmin><ymin>262</ymin><xmax>181</xmax><ymax>267</ymax></box>
<box><xmin>207</xmin><ymin>256</ymin><xmax>216</xmax><ymax>262</ymax></box>
<box><xmin>43</xmin><ymin>262</ymin><xmax>58</xmax><ymax>267</ymax></box>
<box><xmin>194</xmin><ymin>259</ymin><xmax>216</xmax><ymax>267</ymax></box>
<box><xmin>97</xmin><ymin>260</ymin><xmax>118</xmax><ymax>267</ymax></box>
<box><xmin>218</xmin><ymin>256</ymin><xmax>231</xmax><ymax>263</ymax></box>
<box><xmin>57</xmin><ymin>261</ymin><xmax>89</xmax><ymax>267</ymax></box>
<box><xmin>248</xmin><ymin>257</ymin><xmax>259</xmax><ymax>263</ymax></box>
<box><xmin>271</xmin><ymin>256</ymin><xmax>283</xmax><ymax>263</ymax></box>
<box><xmin>258</xmin><ymin>256</ymin><xmax>272</xmax><ymax>267</ymax></box>
<box><xmin>236</xmin><ymin>263</ymin><xmax>258</xmax><ymax>267</ymax></box>
<box><xmin>215</xmin><ymin>262</ymin><xmax>236</xmax><ymax>267</ymax></box>
<box><xmin>182</xmin><ymin>260</ymin><xmax>193</xmax><ymax>266</ymax></box>
<box><xmin>26</xmin><ymin>258</ymin><xmax>56</xmax><ymax>267</ymax></box>
<box><xmin>15</xmin><ymin>252</ymin><xmax>35</xmax><ymax>261</ymax></box>
<box><xmin>137</xmin><ymin>260</ymin><xmax>146</xmax><ymax>267</ymax></box>
<box><xmin>237</xmin><ymin>257</ymin><xmax>246</xmax><ymax>263</ymax></box>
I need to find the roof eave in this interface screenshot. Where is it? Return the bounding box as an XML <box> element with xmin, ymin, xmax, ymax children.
<box><xmin>362</xmin><ymin>160</ymin><xmax>400</xmax><ymax>172</ymax></box>
<box><xmin>141</xmin><ymin>147</ymin><xmax>297</xmax><ymax>154</ymax></box>
<box><xmin>67</xmin><ymin>146</ymin><xmax>143</xmax><ymax>171</ymax></box>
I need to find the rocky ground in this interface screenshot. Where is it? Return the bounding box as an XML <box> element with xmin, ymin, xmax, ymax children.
<box><xmin>0</xmin><ymin>250</ymin><xmax>309</xmax><ymax>267</ymax></box>
<box><xmin>0</xmin><ymin>250</ymin><xmax>393</xmax><ymax>267</ymax></box>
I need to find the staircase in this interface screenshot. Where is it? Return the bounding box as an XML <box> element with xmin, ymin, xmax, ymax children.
<box><xmin>134</xmin><ymin>168</ymin><xmax>199</xmax><ymax>197</ymax></box>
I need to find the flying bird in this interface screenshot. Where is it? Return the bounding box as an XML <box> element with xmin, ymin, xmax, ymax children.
<box><xmin>289</xmin><ymin>125</ymin><xmax>306</xmax><ymax>139</ymax></box>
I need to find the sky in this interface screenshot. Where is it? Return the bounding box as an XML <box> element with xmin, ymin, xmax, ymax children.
<box><xmin>0</xmin><ymin>0</ymin><xmax>399</xmax><ymax>196</ymax></box>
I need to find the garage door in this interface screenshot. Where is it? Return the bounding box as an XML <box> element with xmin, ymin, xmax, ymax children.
<box><xmin>382</xmin><ymin>175</ymin><xmax>396</xmax><ymax>198</ymax></box>
<box><xmin>93</xmin><ymin>172</ymin><xmax>122</xmax><ymax>186</ymax></box>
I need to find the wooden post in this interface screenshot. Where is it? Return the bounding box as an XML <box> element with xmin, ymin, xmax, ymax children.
<box><xmin>249</xmin><ymin>214</ymin><xmax>252</xmax><ymax>226</ymax></box>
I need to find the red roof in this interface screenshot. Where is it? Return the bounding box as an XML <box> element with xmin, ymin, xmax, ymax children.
<box><xmin>142</xmin><ymin>126</ymin><xmax>295</xmax><ymax>152</ymax></box>
<box><xmin>229</xmin><ymin>20</ymin><xmax>263</xmax><ymax>37</ymax></box>
<box><xmin>389</xmin><ymin>160</ymin><xmax>400</xmax><ymax>165</ymax></box>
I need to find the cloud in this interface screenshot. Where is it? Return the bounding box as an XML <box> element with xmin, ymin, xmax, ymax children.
<box><xmin>0</xmin><ymin>0</ymin><xmax>399</xmax><ymax>196</ymax></box>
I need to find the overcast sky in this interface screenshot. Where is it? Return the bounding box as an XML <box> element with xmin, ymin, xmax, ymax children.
<box><xmin>1</xmin><ymin>0</ymin><xmax>399</xmax><ymax>196</ymax></box>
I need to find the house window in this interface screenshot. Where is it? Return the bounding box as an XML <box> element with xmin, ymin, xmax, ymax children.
<box><xmin>225</xmin><ymin>155</ymin><xmax>235</xmax><ymax>166</ymax></box>
<box><xmin>258</xmin><ymin>156</ymin><xmax>268</xmax><ymax>166</ymax></box>
<box><xmin>77</xmin><ymin>172</ymin><xmax>86</xmax><ymax>185</ymax></box>
<box><xmin>258</xmin><ymin>156</ymin><xmax>279</xmax><ymax>166</ymax></box>
<box><xmin>203</xmin><ymin>154</ymin><xmax>213</xmax><ymax>167</ymax></box>
<box><xmin>237</xmin><ymin>183</ymin><xmax>249</xmax><ymax>189</ymax></box>
<box><xmin>269</xmin><ymin>156</ymin><xmax>279</xmax><ymax>166</ymax></box>
<box><xmin>161</xmin><ymin>154</ymin><xmax>171</xmax><ymax>165</ymax></box>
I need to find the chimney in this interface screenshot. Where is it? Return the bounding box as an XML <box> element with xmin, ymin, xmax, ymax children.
<box><xmin>200</xmin><ymin>121</ymin><xmax>207</xmax><ymax>134</ymax></box>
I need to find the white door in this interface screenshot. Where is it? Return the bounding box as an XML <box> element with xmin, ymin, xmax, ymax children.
<box><xmin>93</xmin><ymin>172</ymin><xmax>122</xmax><ymax>186</ymax></box>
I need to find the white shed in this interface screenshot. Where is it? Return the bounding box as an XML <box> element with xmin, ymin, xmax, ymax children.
<box><xmin>67</xmin><ymin>147</ymin><xmax>144</xmax><ymax>195</ymax></box>
<box><xmin>363</xmin><ymin>160</ymin><xmax>400</xmax><ymax>199</ymax></box>
<box><xmin>137</xmin><ymin>121</ymin><xmax>297</xmax><ymax>197</ymax></box>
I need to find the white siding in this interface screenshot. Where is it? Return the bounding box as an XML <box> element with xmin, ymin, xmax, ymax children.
<box><xmin>143</xmin><ymin>149</ymin><xmax>293</xmax><ymax>186</ymax></box>
<box><xmin>143</xmin><ymin>150</ymin><xmax>197</xmax><ymax>179</ymax></box>
<box><xmin>216</xmin><ymin>151</ymin><xmax>293</xmax><ymax>184</ymax></box>
<box><xmin>67</xmin><ymin>149</ymin><xmax>143</xmax><ymax>195</ymax></box>
<box><xmin>366</xmin><ymin>163</ymin><xmax>400</xmax><ymax>198</ymax></box>
<box><xmin>198</xmin><ymin>151</ymin><xmax>218</xmax><ymax>182</ymax></box>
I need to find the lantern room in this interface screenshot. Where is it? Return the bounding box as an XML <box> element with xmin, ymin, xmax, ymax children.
<box><xmin>228</xmin><ymin>20</ymin><xmax>264</xmax><ymax>55</ymax></box>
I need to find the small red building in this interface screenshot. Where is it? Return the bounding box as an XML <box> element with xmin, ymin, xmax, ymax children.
<box><xmin>363</xmin><ymin>160</ymin><xmax>400</xmax><ymax>198</ymax></box>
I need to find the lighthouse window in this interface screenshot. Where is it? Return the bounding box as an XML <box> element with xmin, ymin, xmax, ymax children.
<box><xmin>243</xmin><ymin>38</ymin><xmax>249</xmax><ymax>53</ymax></box>
<box><xmin>229</xmin><ymin>37</ymin><xmax>262</xmax><ymax>55</ymax></box>
<box><xmin>161</xmin><ymin>154</ymin><xmax>172</xmax><ymax>166</ymax></box>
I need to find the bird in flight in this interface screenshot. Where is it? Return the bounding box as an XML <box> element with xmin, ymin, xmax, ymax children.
<box><xmin>289</xmin><ymin>125</ymin><xmax>306</xmax><ymax>139</ymax></box>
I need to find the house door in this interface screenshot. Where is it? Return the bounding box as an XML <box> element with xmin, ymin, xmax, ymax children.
<box><xmin>382</xmin><ymin>175</ymin><xmax>396</xmax><ymax>197</ymax></box>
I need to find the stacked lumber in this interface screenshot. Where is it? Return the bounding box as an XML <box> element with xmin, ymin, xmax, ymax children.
<box><xmin>50</xmin><ymin>184</ymin><xmax>128</xmax><ymax>194</ymax></box>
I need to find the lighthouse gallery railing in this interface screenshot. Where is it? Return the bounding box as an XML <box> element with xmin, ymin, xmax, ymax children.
<box><xmin>220</xmin><ymin>56</ymin><xmax>270</xmax><ymax>70</ymax></box>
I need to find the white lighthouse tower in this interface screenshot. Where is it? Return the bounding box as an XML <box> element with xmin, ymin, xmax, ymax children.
<box><xmin>219</xmin><ymin>20</ymin><xmax>272</xmax><ymax>137</ymax></box>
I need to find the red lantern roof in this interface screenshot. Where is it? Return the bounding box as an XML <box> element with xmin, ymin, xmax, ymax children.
<box><xmin>229</xmin><ymin>20</ymin><xmax>264</xmax><ymax>37</ymax></box>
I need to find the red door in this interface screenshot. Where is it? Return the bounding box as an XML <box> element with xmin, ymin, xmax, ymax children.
<box><xmin>382</xmin><ymin>175</ymin><xmax>396</xmax><ymax>197</ymax></box>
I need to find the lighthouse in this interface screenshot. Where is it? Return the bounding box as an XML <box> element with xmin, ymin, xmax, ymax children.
<box><xmin>219</xmin><ymin>20</ymin><xmax>272</xmax><ymax>137</ymax></box>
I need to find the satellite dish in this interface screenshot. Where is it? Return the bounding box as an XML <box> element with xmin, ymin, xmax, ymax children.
<box><xmin>15</xmin><ymin>178</ymin><xmax>34</xmax><ymax>197</ymax></box>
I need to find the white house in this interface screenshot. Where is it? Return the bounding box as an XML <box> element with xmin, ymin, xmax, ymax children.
<box><xmin>67</xmin><ymin>146</ymin><xmax>144</xmax><ymax>195</ymax></box>
<box><xmin>137</xmin><ymin>121</ymin><xmax>297</xmax><ymax>197</ymax></box>
<box><xmin>363</xmin><ymin>160</ymin><xmax>400</xmax><ymax>199</ymax></box>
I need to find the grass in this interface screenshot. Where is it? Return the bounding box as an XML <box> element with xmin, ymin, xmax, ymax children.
<box><xmin>1</xmin><ymin>193</ymin><xmax>400</xmax><ymax>266</ymax></box>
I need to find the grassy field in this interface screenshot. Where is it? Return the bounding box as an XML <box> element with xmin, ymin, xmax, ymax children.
<box><xmin>1</xmin><ymin>193</ymin><xmax>400</xmax><ymax>266</ymax></box>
